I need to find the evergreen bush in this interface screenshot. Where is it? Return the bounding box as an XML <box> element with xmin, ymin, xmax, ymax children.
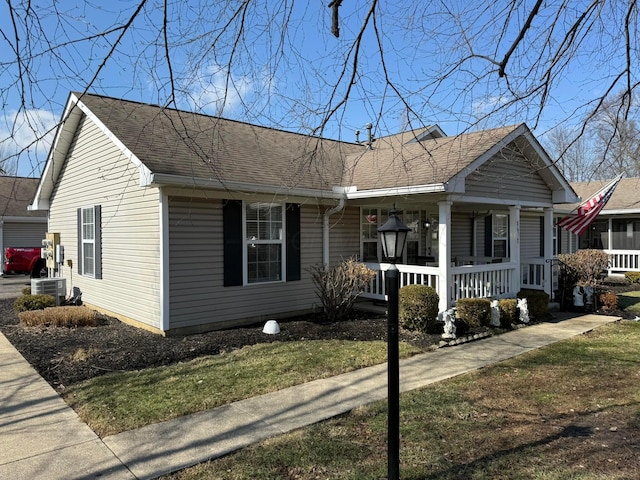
<box><xmin>516</xmin><ymin>289</ymin><xmax>550</xmax><ymax>320</ymax></box>
<box><xmin>13</xmin><ymin>294</ymin><xmax>56</xmax><ymax>313</ymax></box>
<box><xmin>455</xmin><ymin>298</ymin><xmax>491</xmax><ymax>330</ymax></box>
<box><xmin>398</xmin><ymin>284</ymin><xmax>439</xmax><ymax>333</ymax></box>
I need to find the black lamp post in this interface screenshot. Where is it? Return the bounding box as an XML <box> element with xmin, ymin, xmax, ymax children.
<box><xmin>377</xmin><ymin>207</ymin><xmax>410</xmax><ymax>480</ymax></box>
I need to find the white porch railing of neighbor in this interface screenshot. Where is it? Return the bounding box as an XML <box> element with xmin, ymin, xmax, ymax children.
<box><xmin>606</xmin><ymin>249</ymin><xmax>640</xmax><ymax>274</ymax></box>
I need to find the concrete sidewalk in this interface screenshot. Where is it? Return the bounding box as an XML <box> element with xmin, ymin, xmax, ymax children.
<box><xmin>0</xmin><ymin>314</ymin><xmax>620</xmax><ymax>480</ymax></box>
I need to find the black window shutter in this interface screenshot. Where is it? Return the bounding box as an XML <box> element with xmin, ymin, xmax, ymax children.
<box><xmin>94</xmin><ymin>205</ymin><xmax>102</xmax><ymax>279</ymax></box>
<box><xmin>539</xmin><ymin>216</ymin><xmax>545</xmax><ymax>257</ymax></box>
<box><xmin>556</xmin><ymin>223</ymin><xmax>562</xmax><ymax>254</ymax></box>
<box><xmin>484</xmin><ymin>215</ymin><xmax>493</xmax><ymax>257</ymax></box>
<box><xmin>286</xmin><ymin>203</ymin><xmax>301</xmax><ymax>281</ymax></box>
<box><xmin>223</xmin><ymin>200</ymin><xmax>243</xmax><ymax>287</ymax></box>
<box><xmin>77</xmin><ymin>208</ymin><xmax>83</xmax><ymax>274</ymax></box>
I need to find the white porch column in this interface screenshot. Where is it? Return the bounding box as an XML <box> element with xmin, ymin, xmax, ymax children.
<box><xmin>438</xmin><ymin>201</ymin><xmax>452</xmax><ymax>313</ymax></box>
<box><xmin>509</xmin><ymin>205</ymin><xmax>521</xmax><ymax>294</ymax></box>
<box><xmin>543</xmin><ymin>207</ymin><xmax>554</xmax><ymax>298</ymax></box>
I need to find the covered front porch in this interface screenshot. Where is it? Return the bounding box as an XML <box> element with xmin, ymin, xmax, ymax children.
<box><xmin>357</xmin><ymin>200</ymin><xmax>556</xmax><ymax>313</ymax></box>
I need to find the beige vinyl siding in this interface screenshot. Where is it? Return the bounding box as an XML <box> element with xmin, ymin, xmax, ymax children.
<box><xmin>329</xmin><ymin>206</ymin><xmax>360</xmax><ymax>264</ymax></box>
<box><xmin>167</xmin><ymin>197</ymin><xmax>323</xmax><ymax>330</ymax></box>
<box><xmin>3</xmin><ymin>222</ymin><xmax>47</xmax><ymax>248</ymax></box>
<box><xmin>47</xmin><ymin>114</ymin><xmax>161</xmax><ymax>329</ymax></box>
<box><xmin>521</xmin><ymin>215</ymin><xmax>541</xmax><ymax>258</ymax></box>
<box><xmin>465</xmin><ymin>152</ymin><xmax>552</xmax><ymax>203</ymax></box>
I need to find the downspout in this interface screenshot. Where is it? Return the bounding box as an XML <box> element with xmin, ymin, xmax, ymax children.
<box><xmin>323</xmin><ymin>194</ymin><xmax>347</xmax><ymax>267</ymax></box>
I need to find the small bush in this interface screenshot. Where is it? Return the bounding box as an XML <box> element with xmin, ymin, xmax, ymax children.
<box><xmin>309</xmin><ymin>257</ymin><xmax>377</xmax><ymax>322</ymax></box>
<box><xmin>13</xmin><ymin>294</ymin><xmax>56</xmax><ymax>313</ymax></box>
<box><xmin>558</xmin><ymin>249</ymin><xmax>609</xmax><ymax>286</ymax></box>
<box><xmin>18</xmin><ymin>306</ymin><xmax>98</xmax><ymax>327</ymax></box>
<box><xmin>516</xmin><ymin>289</ymin><xmax>550</xmax><ymax>320</ymax></box>
<box><xmin>599</xmin><ymin>291</ymin><xmax>619</xmax><ymax>311</ymax></box>
<box><xmin>21</xmin><ymin>286</ymin><xmax>31</xmax><ymax>295</ymax></box>
<box><xmin>498</xmin><ymin>298</ymin><xmax>518</xmax><ymax>327</ymax></box>
<box><xmin>624</xmin><ymin>271</ymin><xmax>640</xmax><ymax>285</ymax></box>
<box><xmin>399</xmin><ymin>285</ymin><xmax>439</xmax><ymax>333</ymax></box>
<box><xmin>455</xmin><ymin>298</ymin><xmax>491</xmax><ymax>330</ymax></box>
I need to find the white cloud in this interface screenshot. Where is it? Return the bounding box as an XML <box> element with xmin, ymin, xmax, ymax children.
<box><xmin>184</xmin><ymin>64</ymin><xmax>254</xmax><ymax>115</ymax></box>
<box><xmin>0</xmin><ymin>108</ymin><xmax>57</xmax><ymax>175</ymax></box>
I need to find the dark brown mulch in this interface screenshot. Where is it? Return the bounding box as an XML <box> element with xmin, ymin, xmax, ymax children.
<box><xmin>2</xmin><ymin>277</ymin><xmax>635</xmax><ymax>391</ymax></box>
<box><xmin>0</xmin><ymin>298</ymin><xmax>442</xmax><ymax>390</ymax></box>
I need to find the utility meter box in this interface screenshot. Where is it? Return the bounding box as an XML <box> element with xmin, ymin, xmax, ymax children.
<box><xmin>43</xmin><ymin>232</ymin><xmax>60</xmax><ymax>269</ymax></box>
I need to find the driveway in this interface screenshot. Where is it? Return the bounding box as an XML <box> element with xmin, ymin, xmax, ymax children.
<box><xmin>0</xmin><ymin>275</ymin><xmax>31</xmax><ymax>300</ymax></box>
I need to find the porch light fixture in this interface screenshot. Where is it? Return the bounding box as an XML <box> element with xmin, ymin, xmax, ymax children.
<box><xmin>377</xmin><ymin>206</ymin><xmax>410</xmax><ymax>480</ymax></box>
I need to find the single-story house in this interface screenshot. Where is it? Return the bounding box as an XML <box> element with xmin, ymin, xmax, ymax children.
<box><xmin>558</xmin><ymin>177</ymin><xmax>640</xmax><ymax>275</ymax></box>
<box><xmin>0</xmin><ymin>176</ymin><xmax>48</xmax><ymax>273</ymax></box>
<box><xmin>30</xmin><ymin>92</ymin><xmax>579</xmax><ymax>334</ymax></box>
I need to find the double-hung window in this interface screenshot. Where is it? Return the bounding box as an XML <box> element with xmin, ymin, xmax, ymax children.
<box><xmin>245</xmin><ymin>202</ymin><xmax>283</xmax><ymax>283</ymax></box>
<box><xmin>77</xmin><ymin>205</ymin><xmax>102</xmax><ymax>278</ymax></box>
<box><xmin>492</xmin><ymin>214</ymin><xmax>508</xmax><ymax>257</ymax></box>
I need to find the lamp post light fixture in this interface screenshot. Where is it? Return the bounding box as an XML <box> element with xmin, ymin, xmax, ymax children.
<box><xmin>377</xmin><ymin>207</ymin><xmax>410</xmax><ymax>480</ymax></box>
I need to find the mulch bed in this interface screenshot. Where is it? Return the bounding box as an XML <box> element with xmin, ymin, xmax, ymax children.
<box><xmin>0</xmin><ymin>299</ymin><xmax>443</xmax><ymax>390</ymax></box>
<box><xmin>1</xmin><ymin>277</ymin><xmax>635</xmax><ymax>391</ymax></box>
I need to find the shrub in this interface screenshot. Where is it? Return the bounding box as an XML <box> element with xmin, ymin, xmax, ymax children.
<box><xmin>516</xmin><ymin>289</ymin><xmax>550</xmax><ymax>320</ymax></box>
<box><xmin>398</xmin><ymin>285</ymin><xmax>439</xmax><ymax>333</ymax></box>
<box><xmin>558</xmin><ymin>249</ymin><xmax>609</xmax><ymax>287</ymax></box>
<box><xmin>455</xmin><ymin>298</ymin><xmax>491</xmax><ymax>330</ymax></box>
<box><xmin>21</xmin><ymin>286</ymin><xmax>31</xmax><ymax>295</ymax></box>
<box><xmin>308</xmin><ymin>257</ymin><xmax>377</xmax><ymax>322</ymax></box>
<box><xmin>599</xmin><ymin>291</ymin><xmax>619</xmax><ymax>311</ymax></box>
<box><xmin>13</xmin><ymin>294</ymin><xmax>56</xmax><ymax>313</ymax></box>
<box><xmin>498</xmin><ymin>298</ymin><xmax>518</xmax><ymax>327</ymax></box>
<box><xmin>19</xmin><ymin>306</ymin><xmax>98</xmax><ymax>327</ymax></box>
<box><xmin>624</xmin><ymin>271</ymin><xmax>640</xmax><ymax>285</ymax></box>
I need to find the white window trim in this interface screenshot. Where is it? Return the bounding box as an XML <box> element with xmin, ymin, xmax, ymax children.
<box><xmin>492</xmin><ymin>213</ymin><xmax>509</xmax><ymax>257</ymax></box>
<box><xmin>80</xmin><ymin>206</ymin><xmax>96</xmax><ymax>277</ymax></box>
<box><xmin>243</xmin><ymin>202</ymin><xmax>286</xmax><ymax>285</ymax></box>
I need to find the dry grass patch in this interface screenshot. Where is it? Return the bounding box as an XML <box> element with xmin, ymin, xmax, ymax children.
<box><xmin>19</xmin><ymin>306</ymin><xmax>98</xmax><ymax>327</ymax></box>
<box><xmin>163</xmin><ymin>321</ymin><xmax>640</xmax><ymax>480</ymax></box>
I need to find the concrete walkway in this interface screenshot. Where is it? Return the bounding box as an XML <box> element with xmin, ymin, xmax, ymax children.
<box><xmin>0</xmin><ymin>313</ymin><xmax>620</xmax><ymax>480</ymax></box>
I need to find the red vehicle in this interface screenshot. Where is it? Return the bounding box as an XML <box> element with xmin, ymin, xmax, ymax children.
<box><xmin>3</xmin><ymin>247</ymin><xmax>46</xmax><ymax>278</ymax></box>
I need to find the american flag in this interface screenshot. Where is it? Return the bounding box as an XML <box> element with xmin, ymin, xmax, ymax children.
<box><xmin>558</xmin><ymin>174</ymin><xmax>622</xmax><ymax>236</ymax></box>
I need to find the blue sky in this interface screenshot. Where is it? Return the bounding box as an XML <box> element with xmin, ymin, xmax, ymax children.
<box><xmin>1</xmin><ymin>0</ymin><xmax>635</xmax><ymax>178</ymax></box>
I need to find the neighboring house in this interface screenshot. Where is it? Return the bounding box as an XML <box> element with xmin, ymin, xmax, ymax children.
<box><xmin>558</xmin><ymin>177</ymin><xmax>640</xmax><ymax>275</ymax></box>
<box><xmin>0</xmin><ymin>176</ymin><xmax>48</xmax><ymax>273</ymax></box>
<box><xmin>30</xmin><ymin>92</ymin><xmax>579</xmax><ymax>334</ymax></box>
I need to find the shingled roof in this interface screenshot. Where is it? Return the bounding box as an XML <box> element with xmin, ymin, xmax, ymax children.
<box><xmin>0</xmin><ymin>176</ymin><xmax>47</xmax><ymax>218</ymax></box>
<box><xmin>75</xmin><ymin>93</ymin><xmax>360</xmax><ymax>193</ymax></box>
<box><xmin>344</xmin><ymin>125</ymin><xmax>523</xmax><ymax>190</ymax></box>
<box><xmin>32</xmin><ymin>92</ymin><xmax>575</xmax><ymax>208</ymax></box>
<box><xmin>568</xmin><ymin>177</ymin><xmax>640</xmax><ymax>213</ymax></box>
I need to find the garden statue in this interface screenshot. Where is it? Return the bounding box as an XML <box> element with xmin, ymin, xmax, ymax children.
<box><xmin>441</xmin><ymin>308</ymin><xmax>457</xmax><ymax>339</ymax></box>
<box><xmin>573</xmin><ymin>285</ymin><xmax>585</xmax><ymax>307</ymax></box>
<box><xmin>490</xmin><ymin>299</ymin><xmax>501</xmax><ymax>327</ymax></box>
<box><xmin>517</xmin><ymin>297</ymin><xmax>530</xmax><ymax>323</ymax></box>
<box><xmin>584</xmin><ymin>285</ymin><xmax>594</xmax><ymax>308</ymax></box>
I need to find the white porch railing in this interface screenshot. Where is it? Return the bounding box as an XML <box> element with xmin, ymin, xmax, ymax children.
<box><xmin>450</xmin><ymin>262</ymin><xmax>514</xmax><ymax>301</ymax></box>
<box><xmin>362</xmin><ymin>258</ymin><xmax>550</xmax><ymax>306</ymax></box>
<box><xmin>362</xmin><ymin>263</ymin><xmax>440</xmax><ymax>301</ymax></box>
<box><xmin>606</xmin><ymin>249</ymin><xmax>640</xmax><ymax>274</ymax></box>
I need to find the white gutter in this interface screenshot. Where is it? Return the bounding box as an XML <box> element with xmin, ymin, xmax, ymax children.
<box><xmin>346</xmin><ymin>183</ymin><xmax>446</xmax><ymax>199</ymax></box>
<box><xmin>147</xmin><ymin>173</ymin><xmax>339</xmax><ymax>199</ymax></box>
<box><xmin>323</xmin><ymin>187</ymin><xmax>353</xmax><ymax>266</ymax></box>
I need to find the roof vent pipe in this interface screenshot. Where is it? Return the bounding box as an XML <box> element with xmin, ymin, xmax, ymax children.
<box><xmin>355</xmin><ymin>130</ymin><xmax>360</xmax><ymax>144</ymax></box>
<box><xmin>366</xmin><ymin>123</ymin><xmax>373</xmax><ymax>149</ymax></box>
